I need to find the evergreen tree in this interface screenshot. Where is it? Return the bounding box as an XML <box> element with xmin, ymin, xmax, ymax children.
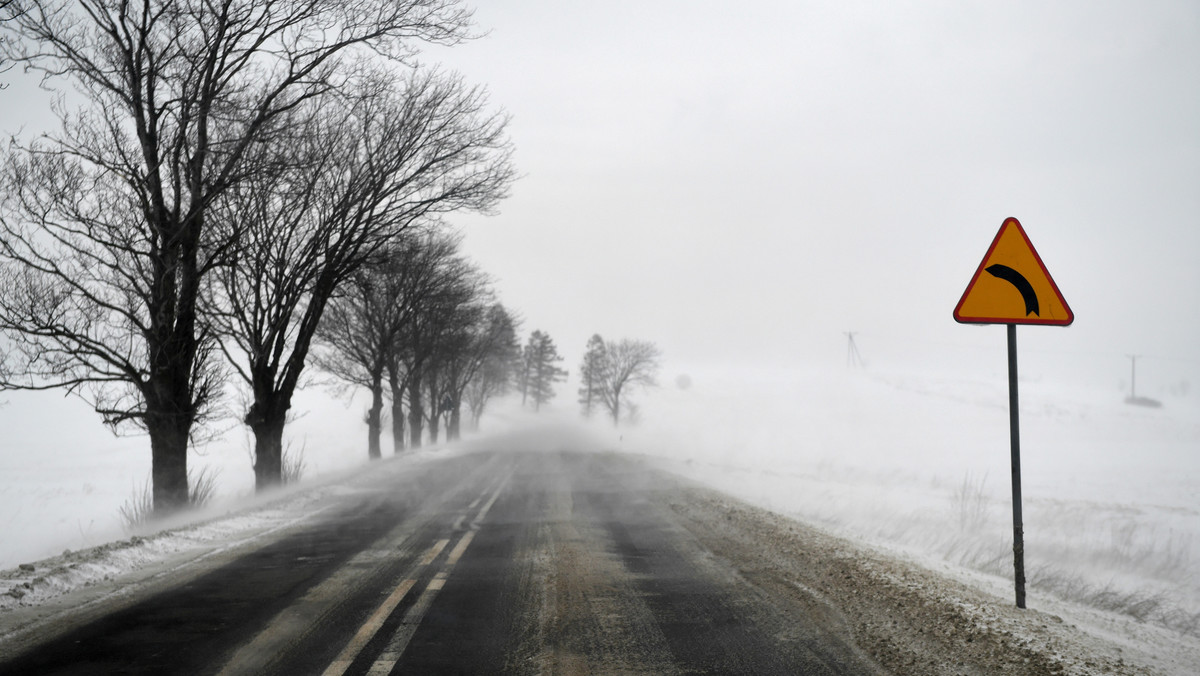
<box><xmin>523</xmin><ymin>330</ymin><xmax>567</xmax><ymax>411</ymax></box>
<box><xmin>578</xmin><ymin>334</ymin><xmax>607</xmax><ymax>417</ymax></box>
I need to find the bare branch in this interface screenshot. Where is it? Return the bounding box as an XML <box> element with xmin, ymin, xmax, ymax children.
<box><xmin>0</xmin><ymin>0</ymin><xmax>484</xmax><ymax>512</ymax></box>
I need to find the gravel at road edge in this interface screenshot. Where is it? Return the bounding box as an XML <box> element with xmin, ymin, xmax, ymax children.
<box><xmin>661</xmin><ymin>473</ymin><xmax>1157</xmax><ymax>676</ymax></box>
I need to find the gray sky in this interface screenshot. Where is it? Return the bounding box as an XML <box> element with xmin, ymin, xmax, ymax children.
<box><xmin>422</xmin><ymin>0</ymin><xmax>1199</xmax><ymax>392</ymax></box>
<box><xmin>3</xmin><ymin>1</ymin><xmax>1196</xmax><ymax>394</ymax></box>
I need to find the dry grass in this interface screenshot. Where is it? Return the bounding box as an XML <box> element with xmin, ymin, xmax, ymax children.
<box><xmin>282</xmin><ymin>441</ymin><xmax>306</xmax><ymax>485</ymax></box>
<box><xmin>938</xmin><ymin>484</ymin><xmax>1198</xmax><ymax>637</ymax></box>
<box><xmin>950</xmin><ymin>471</ymin><xmax>990</xmax><ymax>533</ymax></box>
<box><xmin>118</xmin><ymin>465</ymin><xmax>220</xmax><ymax>531</ymax></box>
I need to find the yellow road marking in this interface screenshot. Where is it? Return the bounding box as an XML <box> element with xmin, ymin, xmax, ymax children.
<box><xmin>362</xmin><ymin>470</ymin><xmax>511</xmax><ymax>671</ymax></box>
<box><xmin>320</xmin><ymin>537</ymin><xmax>448</xmax><ymax>676</ymax></box>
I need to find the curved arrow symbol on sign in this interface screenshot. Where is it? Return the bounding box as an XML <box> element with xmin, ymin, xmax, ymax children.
<box><xmin>985</xmin><ymin>264</ymin><xmax>1039</xmax><ymax>316</ymax></box>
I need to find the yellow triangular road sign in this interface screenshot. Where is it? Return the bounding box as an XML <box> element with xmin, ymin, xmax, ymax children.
<box><xmin>954</xmin><ymin>218</ymin><xmax>1073</xmax><ymax>326</ymax></box>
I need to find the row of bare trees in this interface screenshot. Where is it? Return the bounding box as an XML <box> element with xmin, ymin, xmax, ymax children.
<box><xmin>0</xmin><ymin>0</ymin><xmax>514</xmax><ymax>516</ymax></box>
<box><xmin>314</xmin><ymin>230</ymin><xmax>521</xmax><ymax>459</ymax></box>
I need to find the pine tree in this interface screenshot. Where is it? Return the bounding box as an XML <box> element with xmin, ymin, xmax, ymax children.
<box><xmin>523</xmin><ymin>330</ymin><xmax>567</xmax><ymax>411</ymax></box>
<box><xmin>578</xmin><ymin>334</ymin><xmax>607</xmax><ymax>417</ymax></box>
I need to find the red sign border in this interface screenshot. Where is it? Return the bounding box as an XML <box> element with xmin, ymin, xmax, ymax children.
<box><xmin>953</xmin><ymin>217</ymin><xmax>1074</xmax><ymax>326</ymax></box>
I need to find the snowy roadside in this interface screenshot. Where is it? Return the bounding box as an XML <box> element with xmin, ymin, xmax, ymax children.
<box><xmin>608</xmin><ymin>365</ymin><xmax>1200</xmax><ymax>673</ymax></box>
<box><xmin>630</xmin><ymin>451</ymin><xmax>1200</xmax><ymax>676</ymax></box>
<box><xmin>659</xmin><ymin>468</ymin><xmax>1200</xmax><ymax>676</ymax></box>
<box><xmin>1</xmin><ymin>481</ymin><xmax>341</xmax><ymax>614</ymax></box>
<box><xmin>0</xmin><ymin>440</ymin><xmax>469</xmax><ymax>644</ymax></box>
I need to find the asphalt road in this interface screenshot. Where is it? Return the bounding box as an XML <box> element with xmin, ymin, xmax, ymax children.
<box><xmin>0</xmin><ymin>450</ymin><xmax>882</xmax><ymax>675</ymax></box>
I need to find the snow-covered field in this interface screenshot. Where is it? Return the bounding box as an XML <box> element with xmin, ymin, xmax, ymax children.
<box><xmin>0</xmin><ymin>387</ymin><xmax>379</xmax><ymax>571</ymax></box>
<box><xmin>1</xmin><ymin>358</ymin><xmax>1198</xmax><ymax>666</ymax></box>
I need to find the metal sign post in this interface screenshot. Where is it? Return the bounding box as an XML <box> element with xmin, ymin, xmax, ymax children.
<box><xmin>955</xmin><ymin>217</ymin><xmax>1072</xmax><ymax>609</ymax></box>
<box><xmin>1006</xmin><ymin>324</ymin><xmax>1026</xmax><ymax>608</ymax></box>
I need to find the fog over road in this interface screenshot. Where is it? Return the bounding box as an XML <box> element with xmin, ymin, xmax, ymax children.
<box><xmin>0</xmin><ymin>446</ymin><xmax>1140</xmax><ymax>675</ymax></box>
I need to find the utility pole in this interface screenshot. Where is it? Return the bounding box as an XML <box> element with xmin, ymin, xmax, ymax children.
<box><xmin>845</xmin><ymin>331</ymin><xmax>865</xmax><ymax>369</ymax></box>
<box><xmin>1126</xmin><ymin>354</ymin><xmax>1139</xmax><ymax>399</ymax></box>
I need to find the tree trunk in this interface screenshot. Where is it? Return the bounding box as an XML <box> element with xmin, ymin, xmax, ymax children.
<box><xmin>387</xmin><ymin>364</ymin><xmax>405</xmax><ymax>454</ymax></box>
<box><xmin>426</xmin><ymin>377</ymin><xmax>440</xmax><ymax>444</ymax></box>
<box><xmin>469</xmin><ymin>393</ymin><xmax>486</xmax><ymax>430</ymax></box>
<box><xmin>251</xmin><ymin>414</ymin><xmax>286</xmax><ymax>490</ymax></box>
<box><xmin>147</xmin><ymin>415</ymin><xmax>190</xmax><ymax>515</ymax></box>
<box><xmin>245</xmin><ymin>281</ymin><xmax>336</xmax><ymax>488</ymax></box>
<box><xmin>366</xmin><ymin>378</ymin><xmax>384</xmax><ymax>460</ymax></box>
<box><xmin>145</xmin><ymin>225</ymin><xmax>202</xmax><ymax>515</ymax></box>
<box><xmin>408</xmin><ymin>375</ymin><xmax>423</xmax><ymax>448</ymax></box>
<box><xmin>246</xmin><ymin>391</ymin><xmax>291</xmax><ymax>490</ymax></box>
<box><xmin>520</xmin><ymin>367</ymin><xmax>528</xmax><ymax>407</ymax></box>
<box><xmin>391</xmin><ymin>398</ymin><xmax>406</xmax><ymax>455</ymax></box>
<box><xmin>448</xmin><ymin>404</ymin><xmax>462</xmax><ymax>441</ymax></box>
<box><xmin>533</xmin><ymin>361</ymin><xmax>544</xmax><ymax>411</ymax></box>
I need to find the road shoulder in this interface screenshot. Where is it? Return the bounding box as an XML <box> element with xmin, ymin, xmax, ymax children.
<box><xmin>653</xmin><ymin>462</ymin><xmax>1175</xmax><ymax>676</ymax></box>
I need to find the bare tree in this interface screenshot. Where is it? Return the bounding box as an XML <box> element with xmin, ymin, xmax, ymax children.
<box><xmin>435</xmin><ymin>300</ymin><xmax>523</xmax><ymax>441</ymax></box>
<box><xmin>0</xmin><ymin>0</ymin><xmax>21</xmax><ymax>83</ymax></box>
<box><xmin>312</xmin><ymin>264</ymin><xmax>394</xmax><ymax>461</ymax></box>
<box><xmin>209</xmin><ymin>68</ymin><xmax>512</xmax><ymax>489</ymax></box>
<box><xmin>315</xmin><ymin>230</ymin><xmax>470</xmax><ymax>456</ymax></box>
<box><xmin>315</xmin><ymin>231</ymin><xmax>449</xmax><ymax>459</ymax></box>
<box><xmin>381</xmin><ymin>235</ymin><xmax>466</xmax><ymax>454</ymax></box>
<box><xmin>399</xmin><ymin>251</ymin><xmax>483</xmax><ymax>445</ymax></box>
<box><xmin>462</xmin><ymin>305</ymin><xmax>520</xmax><ymax>430</ymax></box>
<box><xmin>312</xmin><ymin>240</ymin><xmax>419</xmax><ymax>459</ymax></box>
<box><xmin>0</xmin><ymin>0</ymin><xmax>476</xmax><ymax>514</ymax></box>
<box><xmin>597</xmin><ymin>339</ymin><xmax>661</xmax><ymax>425</ymax></box>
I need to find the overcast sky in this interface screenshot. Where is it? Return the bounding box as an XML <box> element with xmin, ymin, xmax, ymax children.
<box><xmin>416</xmin><ymin>0</ymin><xmax>1199</xmax><ymax>392</ymax></box>
<box><xmin>2</xmin><ymin>1</ymin><xmax>1196</xmax><ymax>394</ymax></box>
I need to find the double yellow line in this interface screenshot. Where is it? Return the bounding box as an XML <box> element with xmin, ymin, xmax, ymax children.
<box><xmin>322</xmin><ymin>470</ymin><xmax>511</xmax><ymax>676</ymax></box>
